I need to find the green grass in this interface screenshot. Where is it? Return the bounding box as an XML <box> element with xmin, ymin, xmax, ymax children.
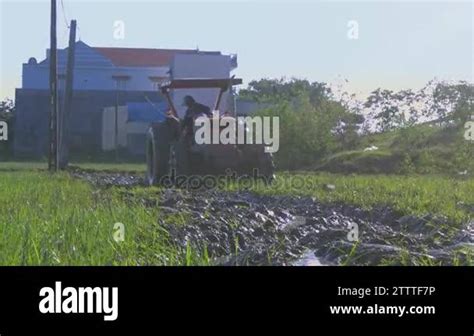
<box><xmin>227</xmin><ymin>172</ymin><xmax>474</xmax><ymax>224</ymax></box>
<box><xmin>0</xmin><ymin>161</ymin><xmax>146</xmax><ymax>173</ymax></box>
<box><xmin>71</xmin><ymin>162</ymin><xmax>146</xmax><ymax>173</ymax></box>
<box><xmin>0</xmin><ymin>162</ymin><xmax>472</xmax><ymax>265</ymax></box>
<box><xmin>0</xmin><ymin>161</ymin><xmax>47</xmax><ymax>171</ymax></box>
<box><xmin>316</xmin><ymin>124</ymin><xmax>474</xmax><ymax>175</ymax></box>
<box><xmin>0</xmin><ymin>171</ymin><xmax>191</xmax><ymax>265</ymax></box>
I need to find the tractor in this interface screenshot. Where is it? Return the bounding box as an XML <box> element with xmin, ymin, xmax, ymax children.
<box><xmin>145</xmin><ymin>78</ymin><xmax>275</xmax><ymax>186</ymax></box>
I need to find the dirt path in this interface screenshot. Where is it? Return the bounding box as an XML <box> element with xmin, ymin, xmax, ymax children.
<box><xmin>70</xmin><ymin>169</ymin><xmax>474</xmax><ymax>265</ymax></box>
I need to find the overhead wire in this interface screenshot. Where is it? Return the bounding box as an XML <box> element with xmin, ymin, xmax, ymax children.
<box><xmin>60</xmin><ymin>0</ymin><xmax>70</xmax><ymax>28</ymax></box>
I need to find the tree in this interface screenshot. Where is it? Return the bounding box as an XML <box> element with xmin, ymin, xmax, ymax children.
<box><xmin>417</xmin><ymin>80</ymin><xmax>474</xmax><ymax>126</ymax></box>
<box><xmin>330</xmin><ymin>85</ymin><xmax>366</xmax><ymax>148</ymax></box>
<box><xmin>0</xmin><ymin>98</ymin><xmax>15</xmax><ymax>120</ymax></box>
<box><xmin>333</xmin><ymin>112</ymin><xmax>365</xmax><ymax>149</ymax></box>
<box><xmin>238</xmin><ymin>78</ymin><xmax>331</xmax><ymax>106</ymax></box>
<box><xmin>0</xmin><ymin>98</ymin><xmax>15</xmax><ymax>156</ymax></box>
<box><xmin>434</xmin><ymin>82</ymin><xmax>473</xmax><ymax>125</ymax></box>
<box><xmin>239</xmin><ymin>78</ymin><xmax>363</xmax><ymax>168</ymax></box>
<box><xmin>255</xmin><ymin>93</ymin><xmax>344</xmax><ymax>169</ymax></box>
<box><xmin>364</xmin><ymin>89</ymin><xmax>405</xmax><ymax>132</ymax></box>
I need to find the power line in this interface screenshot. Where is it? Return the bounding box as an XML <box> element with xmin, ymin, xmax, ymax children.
<box><xmin>60</xmin><ymin>0</ymin><xmax>70</xmax><ymax>28</ymax></box>
<box><xmin>76</xmin><ymin>24</ymin><xmax>81</xmax><ymax>41</ymax></box>
<box><xmin>59</xmin><ymin>0</ymin><xmax>82</xmax><ymax>41</ymax></box>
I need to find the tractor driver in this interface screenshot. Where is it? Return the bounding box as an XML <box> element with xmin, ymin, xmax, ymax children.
<box><xmin>181</xmin><ymin>95</ymin><xmax>213</xmax><ymax>143</ymax></box>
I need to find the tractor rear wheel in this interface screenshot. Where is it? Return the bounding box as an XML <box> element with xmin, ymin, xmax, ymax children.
<box><xmin>146</xmin><ymin>124</ymin><xmax>173</xmax><ymax>186</ymax></box>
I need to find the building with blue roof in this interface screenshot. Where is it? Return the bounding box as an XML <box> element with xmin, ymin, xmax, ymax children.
<box><xmin>14</xmin><ymin>40</ymin><xmax>237</xmax><ymax>159</ymax></box>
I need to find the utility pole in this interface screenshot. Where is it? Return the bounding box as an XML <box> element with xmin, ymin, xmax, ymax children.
<box><xmin>59</xmin><ymin>19</ymin><xmax>76</xmax><ymax>170</ymax></box>
<box><xmin>48</xmin><ymin>0</ymin><xmax>58</xmax><ymax>171</ymax></box>
<box><xmin>112</xmin><ymin>75</ymin><xmax>129</xmax><ymax>162</ymax></box>
<box><xmin>115</xmin><ymin>82</ymin><xmax>119</xmax><ymax>162</ymax></box>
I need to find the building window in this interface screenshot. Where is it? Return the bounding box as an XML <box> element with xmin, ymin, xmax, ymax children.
<box><xmin>116</xmin><ymin>80</ymin><xmax>127</xmax><ymax>90</ymax></box>
<box><xmin>112</xmin><ymin>75</ymin><xmax>131</xmax><ymax>91</ymax></box>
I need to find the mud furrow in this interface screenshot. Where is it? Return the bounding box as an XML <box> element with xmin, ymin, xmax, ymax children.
<box><xmin>71</xmin><ymin>169</ymin><xmax>474</xmax><ymax>265</ymax></box>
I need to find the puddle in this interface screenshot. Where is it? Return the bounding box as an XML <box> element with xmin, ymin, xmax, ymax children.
<box><xmin>292</xmin><ymin>251</ymin><xmax>328</xmax><ymax>266</ymax></box>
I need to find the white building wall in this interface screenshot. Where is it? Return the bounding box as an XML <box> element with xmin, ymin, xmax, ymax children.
<box><xmin>102</xmin><ymin>106</ymin><xmax>128</xmax><ymax>151</ymax></box>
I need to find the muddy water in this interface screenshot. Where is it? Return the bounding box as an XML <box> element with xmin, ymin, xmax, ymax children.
<box><xmin>71</xmin><ymin>169</ymin><xmax>474</xmax><ymax>266</ymax></box>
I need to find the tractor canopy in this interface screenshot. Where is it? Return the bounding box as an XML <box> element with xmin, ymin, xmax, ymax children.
<box><xmin>159</xmin><ymin>78</ymin><xmax>242</xmax><ymax>116</ymax></box>
<box><xmin>160</xmin><ymin>78</ymin><xmax>243</xmax><ymax>92</ymax></box>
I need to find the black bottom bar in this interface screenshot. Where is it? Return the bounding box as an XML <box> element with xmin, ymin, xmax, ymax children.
<box><xmin>0</xmin><ymin>267</ymin><xmax>472</xmax><ymax>335</ymax></box>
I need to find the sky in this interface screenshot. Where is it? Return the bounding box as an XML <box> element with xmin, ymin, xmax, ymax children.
<box><xmin>0</xmin><ymin>0</ymin><xmax>472</xmax><ymax>100</ymax></box>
